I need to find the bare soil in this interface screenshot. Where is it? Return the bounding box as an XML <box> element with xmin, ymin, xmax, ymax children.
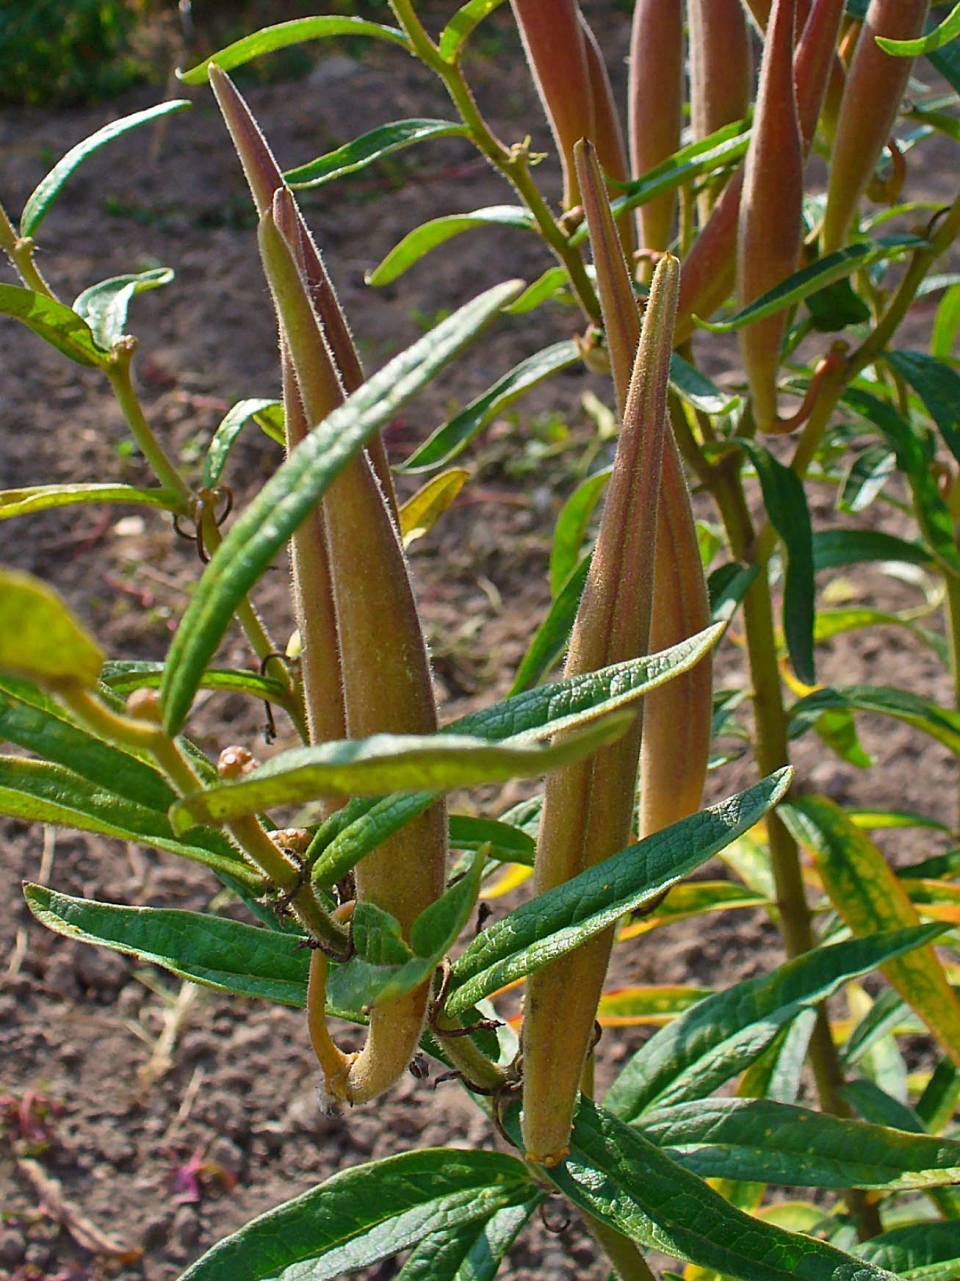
<box><xmin>1</xmin><ymin>6</ymin><xmax>958</xmax><ymax>1280</ymax></box>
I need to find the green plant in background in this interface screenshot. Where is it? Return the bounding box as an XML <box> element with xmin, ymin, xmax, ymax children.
<box><xmin>0</xmin><ymin>0</ymin><xmax>147</xmax><ymax>106</ymax></box>
<box><xmin>3</xmin><ymin>0</ymin><xmax>960</xmax><ymax>1277</ymax></box>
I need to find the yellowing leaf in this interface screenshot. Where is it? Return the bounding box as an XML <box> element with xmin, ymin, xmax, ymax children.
<box><xmin>786</xmin><ymin>795</ymin><xmax>960</xmax><ymax>1068</ymax></box>
<box><xmin>0</xmin><ymin>568</ymin><xmax>104</xmax><ymax>689</ymax></box>
<box><xmin>399</xmin><ymin>468</ymin><xmax>469</xmax><ymax>548</ymax></box>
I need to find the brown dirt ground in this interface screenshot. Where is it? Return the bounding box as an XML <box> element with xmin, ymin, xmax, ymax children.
<box><xmin>1</xmin><ymin>5</ymin><xmax>959</xmax><ymax>1279</ymax></box>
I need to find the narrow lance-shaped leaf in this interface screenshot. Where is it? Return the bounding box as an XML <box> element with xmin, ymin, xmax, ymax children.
<box><xmin>399</xmin><ymin>469</ymin><xmax>468</xmax><ymax>547</ymax></box>
<box><xmin>159</xmin><ymin>279</ymin><xmax>522</xmax><ymax>736</ymax></box>
<box><xmin>285</xmin><ymin>120</ymin><xmax>470</xmax><ymax>188</ymax></box>
<box><xmin>439</xmin><ymin>0</ymin><xmax>509</xmax><ymax>61</ymax></box>
<box><xmin>24</xmin><ymin>886</ymin><xmax>312</xmax><ymax>1008</ymax></box>
<box><xmin>170</xmin><ymin>714</ymin><xmax>633</xmax><ymax>833</ymax></box>
<box><xmin>177</xmin><ymin>1150</ymin><xmax>535</xmax><ymax>1281</ymax></box>
<box><xmin>203</xmin><ymin>399</ymin><xmax>281</xmax><ymax>488</ymax></box>
<box><xmin>885</xmin><ymin>349</ymin><xmax>960</xmax><ymax>466</ymax></box>
<box><xmin>605</xmin><ymin>923</ymin><xmax>945</xmax><ymax>1120</ymax></box>
<box><xmin>20</xmin><ymin>102</ymin><xmax>190</xmax><ymax>237</ymax></box>
<box><xmin>739</xmin><ymin>439</ymin><xmax>816</xmax><ymax>685</ymax></box>
<box><xmin>178</xmin><ymin>17</ymin><xmax>410</xmax><ymax>83</ymax></box>
<box><xmin>789</xmin><ymin>684</ymin><xmax>960</xmax><ymax>758</ymax></box>
<box><xmin>400</xmin><ymin>340</ymin><xmax>579</xmax><ymax>473</ymax></box>
<box><xmin>640</xmin><ymin>1096</ymin><xmax>960</xmax><ymax>1190</ymax></box>
<box><xmin>0</xmin><ymin>484</ymin><xmax>180</xmax><ymax>520</ymax></box>
<box><xmin>855</xmin><ymin>1223</ymin><xmax>960</xmax><ymax>1281</ymax></box>
<box><xmin>784</xmin><ymin>794</ymin><xmax>960</xmax><ymax>1068</ymax></box>
<box><xmin>366</xmin><ymin>207</ymin><xmax>535</xmax><ymax>287</ymax></box>
<box><xmin>0</xmin><ymin>284</ymin><xmax>106</xmax><ymax>368</ymax></box>
<box><xmin>445</xmin><ymin>770</ymin><xmax>792</xmax><ymax>1019</ymax></box>
<box><xmin>0</xmin><ymin>568</ymin><xmax>104</xmax><ymax>690</ymax></box>
<box><xmin>524</xmin><ymin>1096</ymin><xmax>899</xmax><ymax>1281</ymax></box>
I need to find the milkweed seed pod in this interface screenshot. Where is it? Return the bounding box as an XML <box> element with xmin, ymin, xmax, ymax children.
<box><xmin>737</xmin><ymin>0</ymin><xmax>804</xmax><ymax>432</ymax></box>
<box><xmin>689</xmin><ymin>0</ymin><xmax>753</xmax><ymax>222</ymax></box>
<box><xmin>743</xmin><ymin>0</ymin><xmax>811</xmax><ymax>32</ymax></box>
<box><xmin>510</xmin><ymin>0</ymin><xmax>595</xmax><ymax>210</ymax></box>
<box><xmin>576</xmin><ymin>139</ymin><xmax>712</xmax><ymax>857</ymax></box>
<box><xmin>794</xmin><ymin>0</ymin><xmax>848</xmax><ymax>149</ymax></box>
<box><xmin>819</xmin><ymin>15</ymin><xmax>860</xmax><ymax>146</ymax></box>
<box><xmin>628</xmin><ymin>0</ymin><xmax>683</xmax><ymax>268</ymax></box>
<box><xmin>821</xmin><ymin>0</ymin><xmax>930</xmax><ymax>253</ymax></box>
<box><xmin>579</xmin><ymin>13</ymin><xmax>634</xmax><ymax>257</ymax></box>
<box><xmin>520</xmin><ymin>252</ymin><xmax>679</xmax><ymax>1167</ymax></box>
<box><xmin>208</xmin><ymin>65</ymin><xmax>397</xmax><ymax>520</ymax></box>
<box><xmin>259</xmin><ymin>193</ymin><xmax>448</xmax><ymax>1106</ymax></box>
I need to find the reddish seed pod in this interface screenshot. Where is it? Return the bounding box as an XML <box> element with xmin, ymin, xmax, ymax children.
<box><xmin>821</xmin><ymin>0</ymin><xmax>930</xmax><ymax>252</ymax></box>
<box><xmin>628</xmin><ymin>0</ymin><xmax>683</xmax><ymax>262</ymax></box>
<box><xmin>737</xmin><ymin>0</ymin><xmax>804</xmax><ymax>432</ymax></box>
<box><xmin>689</xmin><ymin>0</ymin><xmax>752</xmax><ymax>221</ymax></box>
<box><xmin>510</xmin><ymin>0</ymin><xmax>595</xmax><ymax>210</ymax></box>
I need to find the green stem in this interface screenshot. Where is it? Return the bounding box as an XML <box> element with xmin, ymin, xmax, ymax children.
<box><xmin>432</xmin><ymin>1013</ymin><xmax>510</xmax><ymax>1093</ymax></box>
<box><xmin>388</xmin><ymin>0</ymin><xmax>600</xmax><ymax>322</ymax></box>
<box><xmin>0</xmin><ymin>201</ymin><xmax>59</xmax><ymax>298</ymax></box>
<box><xmin>106</xmin><ymin>340</ymin><xmax>193</xmax><ymax>508</ymax></box>
<box><xmin>581</xmin><ymin>1211</ymin><xmax>657</xmax><ymax>1281</ymax></box>
<box><xmin>943</xmin><ymin>571</ymin><xmax>960</xmax><ymax>835</ymax></box>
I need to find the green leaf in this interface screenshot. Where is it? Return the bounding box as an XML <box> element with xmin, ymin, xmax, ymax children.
<box><xmin>875</xmin><ymin>2</ymin><xmax>960</xmax><ymax>54</ymax></box>
<box><xmin>0</xmin><ymin>757</ymin><xmax>258</xmax><ymax>886</ymax></box>
<box><xmin>399</xmin><ymin>469</ymin><xmax>469</xmax><ymax>546</ymax></box>
<box><xmin>789</xmin><ymin>685</ymin><xmax>960</xmax><ymax>756</ymax></box>
<box><xmin>842</xmin><ymin>387</ymin><xmax>960</xmax><ymax>574</ymax></box>
<box><xmin>23</xmin><ymin>885</ymin><xmax>312</xmax><ymax>1007</ymax></box>
<box><xmin>856</xmin><ymin>1225</ymin><xmax>960</xmax><ymax>1281</ymax></box>
<box><xmin>577</xmin><ymin>121</ymin><xmax>751</xmax><ymax>242</ymax></box>
<box><xmin>886</xmin><ymin>349</ymin><xmax>960</xmax><ymax>466</ymax></box>
<box><xmin>0</xmin><ymin>568</ymin><xmax>104</xmax><ymax>689</ymax></box>
<box><xmin>837</xmin><ymin>444</ymin><xmax>895</xmax><ymax>513</ymax></box>
<box><xmin>696</xmin><ymin>238</ymin><xmax>925</xmax><ymax>332</ymax></box>
<box><xmin>326</xmin><ymin>851</ymin><xmax>486</xmax><ymax>1013</ymax></box>
<box><xmin>100</xmin><ymin>661</ymin><xmax>290</xmax><ymax>709</ymax></box>
<box><xmin>438</xmin><ymin>0</ymin><xmax>508</xmax><ymax>61</ymax></box>
<box><xmin>286</xmin><ymin>119</ymin><xmax>470</xmax><ymax>187</ymax></box>
<box><xmin>929</xmin><ymin>33</ymin><xmax>960</xmax><ymax>95</ymax></box>
<box><xmin>0</xmin><ymin>283</ymin><xmax>106</xmax><ymax>368</ymax></box>
<box><xmin>177</xmin><ymin>1150</ymin><xmax>534</xmax><ymax>1281</ymax></box>
<box><xmin>501</xmin><ymin>266</ymin><xmax>570</xmax><ymax>314</ymax></box>
<box><xmin>605</xmin><ymin>924</ymin><xmax>943</xmax><ymax>1121</ymax></box>
<box><xmin>0</xmin><ymin>675</ymin><xmax>174</xmax><ymax>811</ymax></box>
<box><xmin>783</xmin><ymin>796</ymin><xmax>960</xmax><ymax>1068</ymax></box>
<box><xmin>367</xmin><ymin>208</ymin><xmax>535</xmax><ymax>286</ymax></box>
<box><xmin>445</xmin><ymin>770</ymin><xmax>792</xmax><ymax>1017</ymax></box>
<box><xmin>396</xmin><ymin>1199</ymin><xmax>537</xmax><ymax>1281</ymax></box>
<box><xmin>309</xmin><ymin>628</ymin><xmax>722</xmax><ymax>887</ymax></box>
<box><xmin>550</xmin><ymin>468</ymin><xmax>611</xmax><ymax>596</ymax></box>
<box><xmin>814</xmin><ymin>608</ymin><xmax>946</xmax><ymax>664</ymax></box>
<box><xmin>670</xmin><ymin>353</ymin><xmax>740</xmax><ymax>416</ymax></box>
<box><xmin>19</xmin><ymin>102</ymin><xmax>190</xmax><ymax>237</ymax></box>
<box><xmin>708</xmin><ymin>562</ymin><xmax>760</xmax><ymax>622</ymax></box>
<box><xmin>641</xmin><ymin>1097</ymin><xmax>960</xmax><ymax>1190</ymax></box>
<box><xmin>172</xmin><ymin>715</ymin><xmax>630</xmax><ymax>832</ymax></box>
<box><xmin>448</xmin><ymin>814</ymin><xmax>535</xmax><ymax>864</ymax></box>
<box><xmin>524</xmin><ymin>1096</ymin><xmax>898</xmax><ymax>1281</ymax></box>
<box><xmin>202</xmin><ymin>398</ymin><xmax>282</xmax><ymax>487</ymax></box>
<box><xmin>400</xmin><ymin>340</ymin><xmax>579</xmax><ymax>472</ymax></box>
<box><xmin>509</xmin><ymin>552</ymin><xmax>591</xmax><ymax>694</ymax></box>
<box><xmin>932</xmin><ymin>283</ymin><xmax>960</xmax><ymax>359</ymax></box>
<box><xmin>738</xmin><ymin>441</ymin><xmax>815</xmax><ymax>685</ymax></box>
<box><xmin>805</xmin><ymin>276</ymin><xmax>871</xmax><ymax>332</ymax></box>
<box><xmin>73</xmin><ymin>267</ymin><xmax>174</xmax><ymax>350</ymax></box>
<box><xmin>178</xmin><ymin>17</ymin><xmax>410</xmax><ymax>83</ymax></box>
<box><xmin>0</xmin><ymin>483</ymin><xmax>180</xmax><ymax>520</ymax></box>
<box><xmin>160</xmin><ymin>279</ymin><xmax>523</xmax><ymax>735</ymax></box>
<box><xmin>812</xmin><ymin>528</ymin><xmax>932</xmax><ymax>571</ymax></box>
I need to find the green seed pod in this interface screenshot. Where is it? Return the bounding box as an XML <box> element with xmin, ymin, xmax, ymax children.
<box><xmin>821</xmin><ymin>0</ymin><xmax>930</xmax><ymax>252</ymax></box>
<box><xmin>794</xmin><ymin>0</ymin><xmax>848</xmax><ymax>149</ymax></box>
<box><xmin>628</xmin><ymin>0</ymin><xmax>684</xmax><ymax>264</ymax></box>
<box><xmin>520</xmin><ymin>252</ymin><xmax>679</xmax><ymax>1168</ymax></box>
<box><xmin>580</xmin><ymin>12</ymin><xmax>634</xmax><ymax>257</ymax></box>
<box><xmin>737</xmin><ymin>0</ymin><xmax>803</xmax><ymax>432</ymax></box>
<box><xmin>690</xmin><ymin>0</ymin><xmax>753</xmax><ymax>221</ymax></box>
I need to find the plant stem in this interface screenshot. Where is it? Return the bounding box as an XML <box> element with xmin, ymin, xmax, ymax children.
<box><xmin>387</xmin><ymin>0</ymin><xmax>600</xmax><ymax>321</ymax></box>
<box><xmin>581</xmin><ymin>1211</ymin><xmax>657</xmax><ymax>1281</ymax></box>
<box><xmin>943</xmin><ymin>571</ymin><xmax>960</xmax><ymax>835</ymax></box>
<box><xmin>106</xmin><ymin>340</ymin><xmax>193</xmax><ymax>508</ymax></box>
